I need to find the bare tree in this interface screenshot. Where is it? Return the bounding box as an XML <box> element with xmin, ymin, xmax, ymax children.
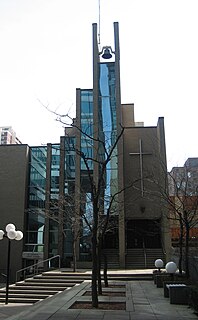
<box><xmin>168</xmin><ymin>170</ymin><xmax>198</xmax><ymax>278</ymax></box>
<box><xmin>145</xmin><ymin>153</ymin><xmax>198</xmax><ymax>278</ymax></box>
<box><xmin>77</xmin><ymin>124</ymin><xmax>125</xmax><ymax>307</ymax></box>
<box><xmin>39</xmin><ymin>104</ymin><xmax>127</xmax><ymax>307</ymax></box>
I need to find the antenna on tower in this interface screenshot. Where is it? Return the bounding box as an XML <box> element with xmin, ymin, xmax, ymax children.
<box><xmin>98</xmin><ymin>0</ymin><xmax>101</xmax><ymax>44</ymax></box>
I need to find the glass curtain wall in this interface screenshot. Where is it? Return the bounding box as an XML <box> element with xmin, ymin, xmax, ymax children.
<box><xmin>98</xmin><ymin>62</ymin><xmax>118</xmax><ymax>215</ymax></box>
<box><xmin>63</xmin><ymin>136</ymin><xmax>76</xmax><ymax>258</ymax></box>
<box><xmin>78</xmin><ymin>63</ymin><xmax>118</xmax><ymax>259</ymax></box>
<box><xmin>80</xmin><ymin>90</ymin><xmax>93</xmax><ymax>259</ymax></box>
<box><xmin>49</xmin><ymin>144</ymin><xmax>60</xmax><ymax>256</ymax></box>
<box><xmin>80</xmin><ymin>90</ymin><xmax>93</xmax><ymax>171</ymax></box>
<box><xmin>27</xmin><ymin>141</ymin><xmax>77</xmax><ymax>261</ymax></box>
<box><xmin>26</xmin><ymin>147</ymin><xmax>47</xmax><ymax>253</ymax></box>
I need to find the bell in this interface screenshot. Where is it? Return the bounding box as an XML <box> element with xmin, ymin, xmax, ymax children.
<box><xmin>102</xmin><ymin>47</ymin><xmax>112</xmax><ymax>59</ymax></box>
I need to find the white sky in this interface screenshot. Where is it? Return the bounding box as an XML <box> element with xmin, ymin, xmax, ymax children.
<box><xmin>0</xmin><ymin>0</ymin><xmax>198</xmax><ymax>171</ymax></box>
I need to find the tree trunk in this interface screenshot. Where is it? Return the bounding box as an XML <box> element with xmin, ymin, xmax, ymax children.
<box><xmin>97</xmin><ymin>239</ymin><xmax>102</xmax><ymax>295</ymax></box>
<box><xmin>103</xmin><ymin>254</ymin><xmax>108</xmax><ymax>287</ymax></box>
<box><xmin>72</xmin><ymin>239</ymin><xmax>77</xmax><ymax>272</ymax></box>
<box><xmin>92</xmin><ymin>232</ymin><xmax>98</xmax><ymax>307</ymax></box>
<box><xmin>91</xmin><ymin>204</ymin><xmax>99</xmax><ymax>308</ymax></box>
<box><xmin>185</xmin><ymin>222</ymin><xmax>190</xmax><ymax>279</ymax></box>
<box><xmin>178</xmin><ymin>218</ymin><xmax>184</xmax><ymax>275</ymax></box>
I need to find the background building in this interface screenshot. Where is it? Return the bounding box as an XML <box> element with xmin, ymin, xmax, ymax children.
<box><xmin>0</xmin><ymin>126</ymin><xmax>22</xmax><ymax>145</ymax></box>
<box><xmin>0</xmin><ymin>144</ymin><xmax>29</xmax><ymax>282</ymax></box>
<box><xmin>169</xmin><ymin>158</ymin><xmax>198</xmax><ymax>246</ymax></box>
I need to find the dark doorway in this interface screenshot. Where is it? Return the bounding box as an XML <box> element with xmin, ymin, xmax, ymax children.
<box><xmin>103</xmin><ymin>229</ymin><xmax>119</xmax><ymax>249</ymax></box>
<box><xmin>126</xmin><ymin>219</ymin><xmax>161</xmax><ymax>249</ymax></box>
<box><xmin>102</xmin><ymin>220</ymin><xmax>119</xmax><ymax>249</ymax></box>
<box><xmin>102</xmin><ymin>216</ymin><xmax>119</xmax><ymax>249</ymax></box>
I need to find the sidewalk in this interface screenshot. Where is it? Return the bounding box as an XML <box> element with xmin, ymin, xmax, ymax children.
<box><xmin>0</xmin><ymin>274</ymin><xmax>197</xmax><ymax>319</ymax></box>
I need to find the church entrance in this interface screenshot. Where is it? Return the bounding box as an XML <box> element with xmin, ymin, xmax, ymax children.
<box><xmin>126</xmin><ymin>219</ymin><xmax>161</xmax><ymax>249</ymax></box>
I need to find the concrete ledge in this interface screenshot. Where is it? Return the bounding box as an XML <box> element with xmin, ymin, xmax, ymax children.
<box><xmin>163</xmin><ymin>280</ymin><xmax>188</xmax><ymax>298</ymax></box>
<box><xmin>167</xmin><ymin>284</ymin><xmax>189</xmax><ymax>305</ymax></box>
<box><xmin>155</xmin><ymin>274</ymin><xmax>172</xmax><ymax>288</ymax></box>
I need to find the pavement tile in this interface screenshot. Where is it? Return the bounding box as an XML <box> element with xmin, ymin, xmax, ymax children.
<box><xmin>52</xmin><ymin>310</ymin><xmax>80</xmax><ymax>319</ymax></box>
<box><xmin>75</xmin><ymin>310</ymin><xmax>104</xmax><ymax>319</ymax></box>
<box><xmin>177</xmin><ymin>308</ymin><xmax>198</xmax><ymax>319</ymax></box>
<box><xmin>103</xmin><ymin>311</ymin><xmax>130</xmax><ymax>320</ymax></box>
<box><xmin>129</xmin><ymin>312</ymin><xmax>157</xmax><ymax>319</ymax></box>
<box><xmin>156</xmin><ymin>316</ymin><xmax>197</xmax><ymax>320</ymax></box>
<box><xmin>126</xmin><ymin>299</ymin><xmax>135</xmax><ymax>311</ymax></box>
<box><xmin>133</xmin><ymin>304</ymin><xmax>154</xmax><ymax>313</ymax></box>
<box><xmin>0</xmin><ymin>270</ymin><xmax>197</xmax><ymax>320</ymax></box>
<box><xmin>133</xmin><ymin>298</ymin><xmax>150</xmax><ymax>304</ymax></box>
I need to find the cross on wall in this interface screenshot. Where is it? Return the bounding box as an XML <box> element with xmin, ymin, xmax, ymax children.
<box><xmin>129</xmin><ymin>139</ymin><xmax>152</xmax><ymax>197</ymax></box>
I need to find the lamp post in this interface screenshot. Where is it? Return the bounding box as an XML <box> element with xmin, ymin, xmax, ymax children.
<box><xmin>165</xmin><ymin>261</ymin><xmax>177</xmax><ymax>281</ymax></box>
<box><xmin>0</xmin><ymin>223</ymin><xmax>23</xmax><ymax>304</ymax></box>
<box><xmin>155</xmin><ymin>259</ymin><xmax>164</xmax><ymax>273</ymax></box>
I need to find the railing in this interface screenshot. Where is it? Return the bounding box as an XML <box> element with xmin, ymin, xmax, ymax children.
<box><xmin>16</xmin><ymin>255</ymin><xmax>61</xmax><ymax>283</ymax></box>
<box><xmin>142</xmin><ymin>240</ymin><xmax>147</xmax><ymax>268</ymax></box>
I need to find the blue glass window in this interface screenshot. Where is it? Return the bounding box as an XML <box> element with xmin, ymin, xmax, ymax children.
<box><xmin>98</xmin><ymin>62</ymin><xmax>118</xmax><ymax>214</ymax></box>
<box><xmin>80</xmin><ymin>90</ymin><xmax>93</xmax><ymax>170</ymax></box>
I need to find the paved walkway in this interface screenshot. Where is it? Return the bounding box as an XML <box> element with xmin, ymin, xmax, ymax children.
<box><xmin>0</xmin><ymin>271</ymin><xmax>197</xmax><ymax>320</ymax></box>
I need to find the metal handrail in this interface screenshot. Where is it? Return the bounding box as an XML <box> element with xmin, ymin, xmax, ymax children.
<box><xmin>142</xmin><ymin>239</ymin><xmax>147</xmax><ymax>268</ymax></box>
<box><xmin>16</xmin><ymin>255</ymin><xmax>61</xmax><ymax>283</ymax></box>
<box><xmin>161</xmin><ymin>238</ymin><xmax>167</xmax><ymax>257</ymax></box>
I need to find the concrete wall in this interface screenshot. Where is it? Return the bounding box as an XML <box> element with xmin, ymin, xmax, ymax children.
<box><xmin>121</xmin><ymin>104</ymin><xmax>135</xmax><ymax>127</ymax></box>
<box><xmin>0</xmin><ymin>144</ymin><xmax>29</xmax><ymax>282</ymax></box>
<box><xmin>123</xmin><ymin>125</ymin><xmax>162</xmax><ymax>220</ymax></box>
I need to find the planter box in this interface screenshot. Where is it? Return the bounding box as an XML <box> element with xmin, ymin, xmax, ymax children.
<box><xmin>163</xmin><ymin>280</ymin><xmax>188</xmax><ymax>298</ymax></box>
<box><xmin>166</xmin><ymin>284</ymin><xmax>189</xmax><ymax>304</ymax></box>
<box><xmin>155</xmin><ymin>274</ymin><xmax>172</xmax><ymax>288</ymax></box>
<box><xmin>153</xmin><ymin>270</ymin><xmax>165</xmax><ymax>284</ymax></box>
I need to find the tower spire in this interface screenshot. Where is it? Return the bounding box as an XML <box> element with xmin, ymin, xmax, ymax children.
<box><xmin>98</xmin><ymin>0</ymin><xmax>101</xmax><ymax>44</ymax></box>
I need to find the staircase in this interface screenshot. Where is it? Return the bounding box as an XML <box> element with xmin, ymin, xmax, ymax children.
<box><xmin>101</xmin><ymin>249</ymin><xmax>120</xmax><ymax>269</ymax></box>
<box><xmin>0</xmin><ymin>267</ymin><xmax>155</xmax><ymax>303</ymax></box>
<box><xmin>145</xmin><ymin>248</ymin><xmax>165</xmax><ymax>268</ymax></box>
<box><xmin>126</xmin><ymin>248</ymin><xmax>165</xmax><ymax>269</ymax></box>
<box><xmin>126</xmin><ymin>249</ymin><xmax>146</xmax><ymax>269</ymax></box>
<box><xmin>0</xmin><ymin>271</ymin><xmax>84</xmax><ymax>304</ymax></box>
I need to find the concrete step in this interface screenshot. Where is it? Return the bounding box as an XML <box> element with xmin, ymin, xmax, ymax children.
<box><xmin>0</xmin><ymin>297</ymin><xmax>40</xmax><ymax>303</ymax></box>
<box><xmin>125</xmin><ymin>248</ymin><xmax>165</xmax><ymax>269</ymax></box>
<box><xmin>25</xmin><ymin>277</ymin><xmax>80</xmax><ymax>284</ymax></box>
<box><xmin>104</xmin><ymin>274</ymin><xmax>153</xmax><ymax>281</ymax></box>
<box><xmin>0</xmin><ymin>288</ymin><xmax>59</xmax><ymax>295</ymax></box>
<box><xmin>23</xmin><ymin>282</ymin><xmax>76</xmax><ymax>287</ymax></box>
<box><xmin>1</xmin><ymin>269</ymin><xmax>154</xmax><ymax>305</ymax></box>
<box><xmin>145</xmin><ymin>249</ymin><xmax>165</xmax><ymax>268</ymax></box>
<box><xmin>101</xmin><ymin>250</ymin><xmax>120</xmax><ymax>269</ymax></box>
<box><xmin>44</xmin><ymin>271</ymin><xmax>153</xmax><ymax>281</ymax></box>
<box><xmin>0</xmin><ymin>270</ymin><xmax>84</xmax><ymax>304</ymax></box>
<box><xmin>43</xmin><ymin>272</ymin><xmax>92</xmax><ymax>280</ymax></box>
<box><xmin>34</xmin><ymin>275</ymin><xmax>83</xmax><ymax>283</ymax></box>
<box><xmin>25</xmin><ymin>278</ymin><xmax>78</xmax><ymax>283</ymax></box>
<box><xmin>12</xmin><ymin>285</ymin><xmax>67</xmax><ymax>291</ymax></box>
<box><xmin>0</xmin><ymin>292</ymin><xmax>49</xmax><ymax>299</ymax></box>
<box><xmin>16</xmin><ymin>282</ymin><xmax>73</xmax><ymax>291</ymax></box>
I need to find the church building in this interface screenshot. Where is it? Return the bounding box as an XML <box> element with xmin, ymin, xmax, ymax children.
<box><xmin>0</xmin><ymin>22</ymin><xmax>170</xmax><ymax>282</ymax></box>
<box><xmin>63</xmin><ymin>22</ymin><xmax>170</xmax><ymax>268</ymax></box>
